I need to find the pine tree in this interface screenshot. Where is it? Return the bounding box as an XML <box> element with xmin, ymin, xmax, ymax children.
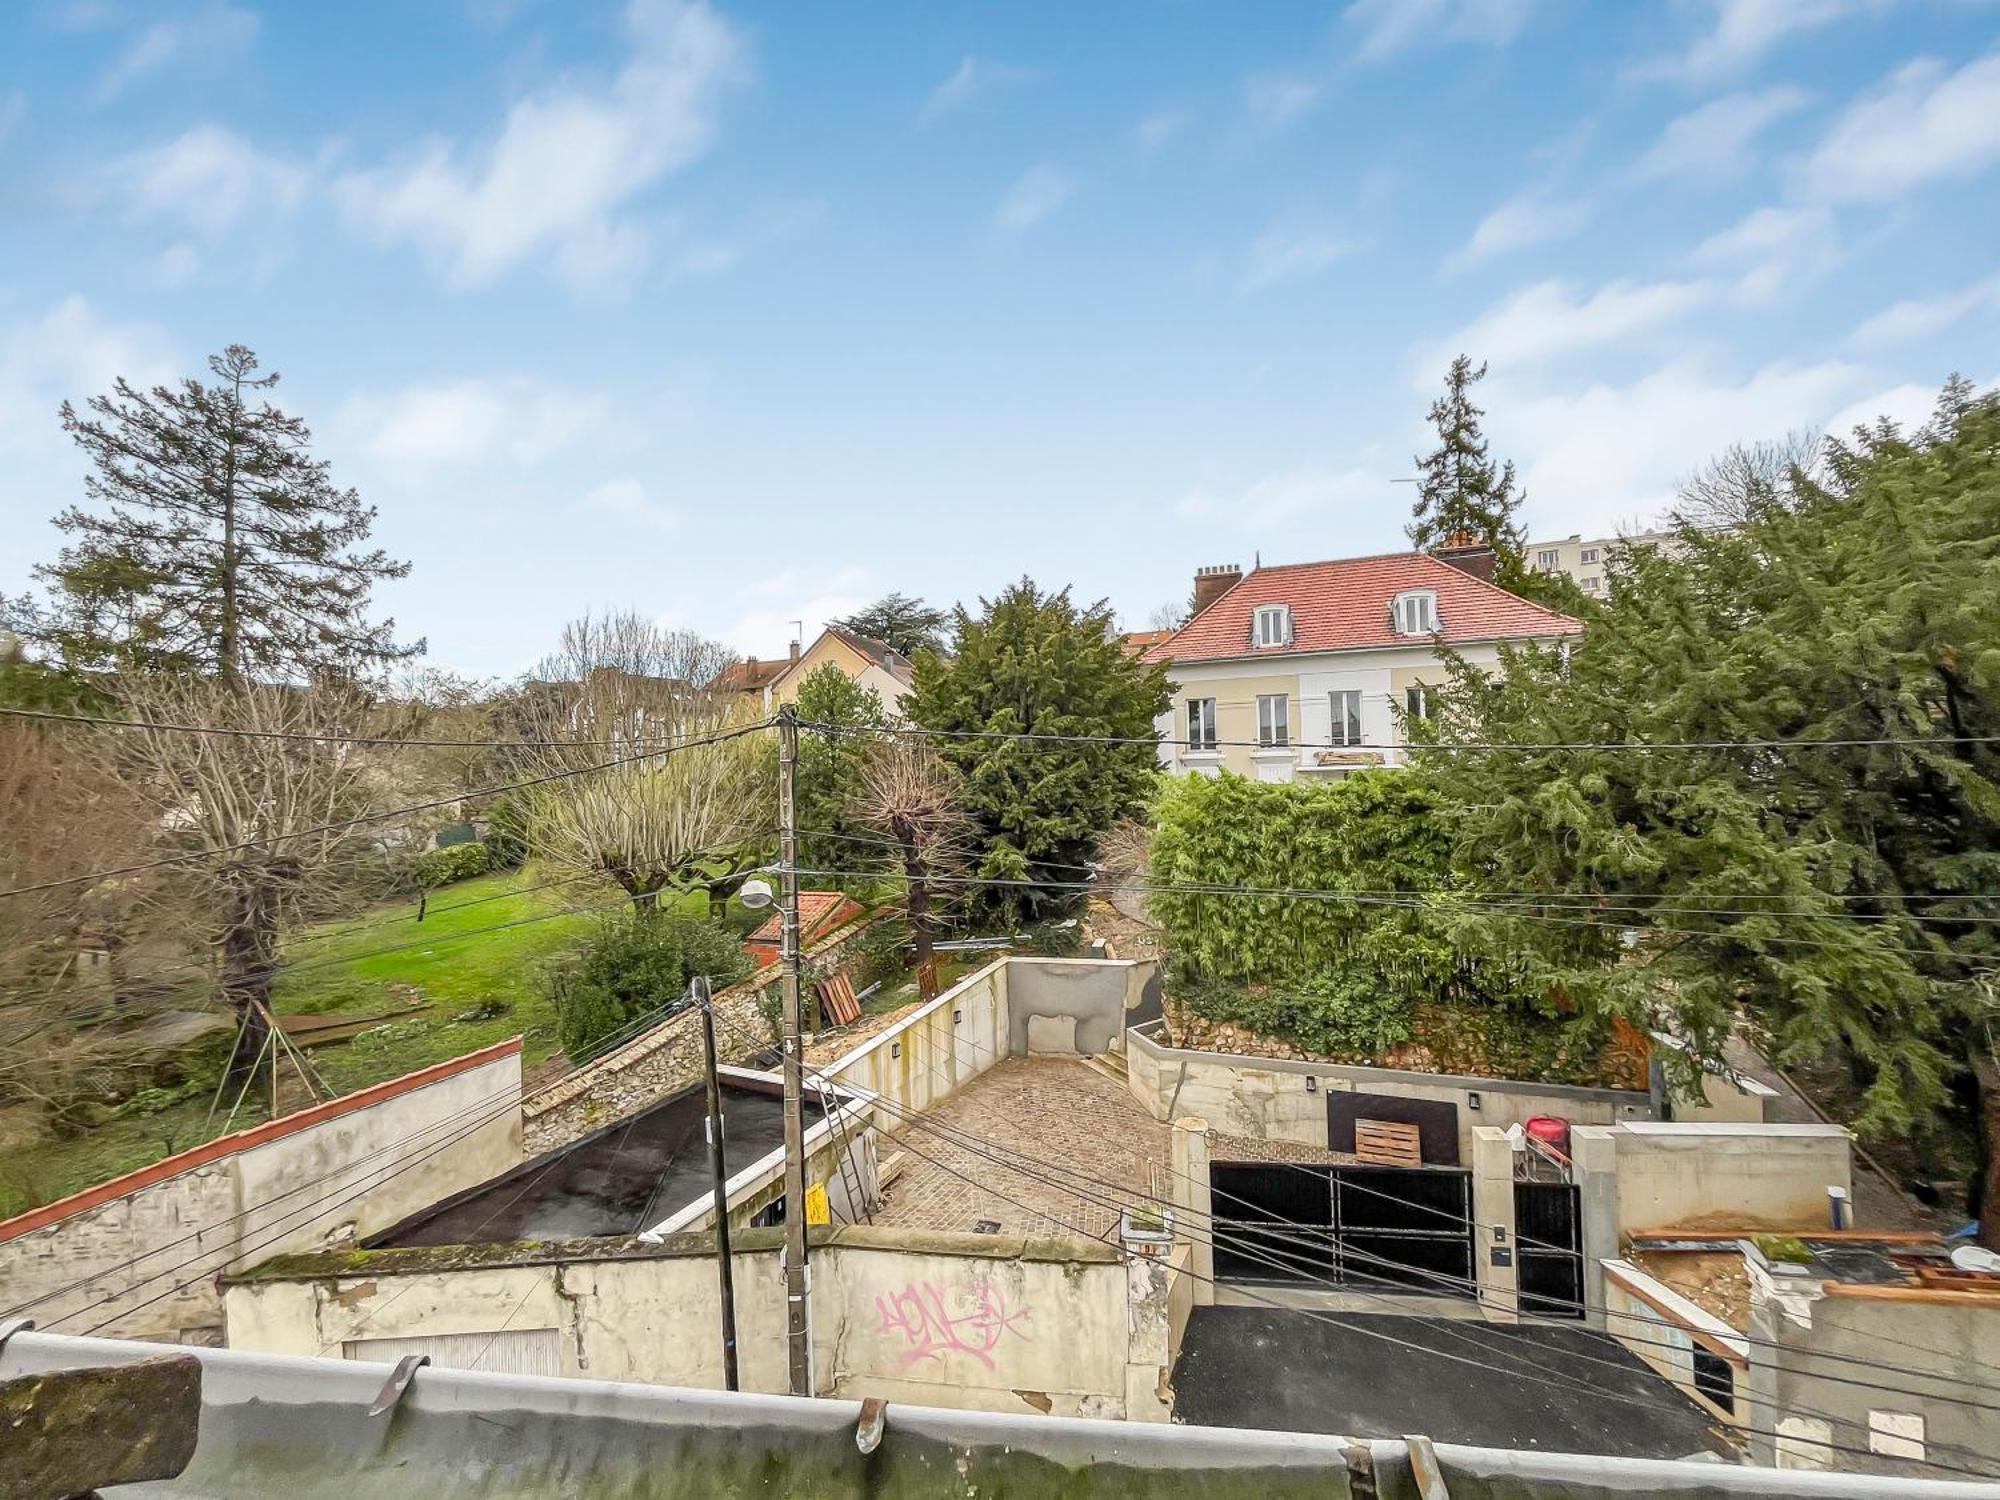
<box><xmin>1408</xmin><ymin>355</ymin><xmax>1529</xmax><ymax>553</ymax></box>
<box><xmin>832</xmin><ymin>593</ymin><xmax>950</xmax><ymax>657</ymax></box>
<box><xmin>26</xmin><ymin>345</ymin><xmax>417</xmax><ymax>681</ymax></box>
<box><xmin>793</xmin><ymin>660</ymin><xmax>890</xmax><ymax>888</ymax></box>
<box><xmin>905</xmin><ymin>579</ymin><xmax>1170</xmax><ymax>924</ymax></box>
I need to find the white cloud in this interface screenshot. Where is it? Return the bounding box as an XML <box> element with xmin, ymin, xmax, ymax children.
<box><xmin>1640</xmin><ymin>0</ymin><xmax>1869</xmax><ymax>82</ymax></box>
<box><xmin>1243</xmin><ymin>75</ymin><xmax>1322</xmax><ymax>130</ymax></box>
<box><xmin>1634</xmin><ymin>86</ymin><xmax>1808</xmax><ymax>180</ymax></box>
<box><xmin>1821</xmin><ymin>380</ymin><xmax>1941</xmax><ymax>437</ymax></box>
<box><xmin>1174</xmin><ymin>466</ymin><xmax>1385</xmax><ymax>527</ymax></box>
<box><xmin>1426</xmin><ymin>277</ymin><xmax>1712</xmax><ymax>377</ymax></box>
<box><xmin>1498</xmin><ymin>358</ymin><xmax>1869</xmax><ymax>531</ymax></box>
<box><xmin>994</xmin><ymin>165</ymin><xmax>1073</xmax><ymax>232</ymax></box>
<box><xmin>1849</xmin><ymin>271</ymin><xmax>2000</xmax><ymax>346</ymax></box>
<box><xmin>1343</xmin><ymin>0</ymin><xmax>1536</xmax><ymax>63</ymax></box>
<box><xmin>1445</xmin><ymin>192</ymin><xmax>1591</xmax><ymax>271</ymax></box>
<box><xmin>0</xmin><ymin>296</ymin><xmax>173</xmax><ymax>455</ymax></box>
<box><xmin>1798</xmin><ymin>52</ymin><xmax>2000</xmax><ymax>202</ymax></box>
<box><xmin>578</xmin><ymin>477</ymin><xmax>678</xmax><ymax>532</ymax></box>
<box><xmin>93</xmin><ymin>3</ymin><xmax>258</xmax><ymax>102</ymax></box>
<box><xmin>1135</xmin><ymin>109</ymin><xmax>1186</xmax><ymax>152</ymax></box>
<box><xmin>339</xmin><ymin>378</ymin><xmax>611</xmax><ymax>467</ymax></box>
<box><xmin>727</xmin><ymin>564</ymin><xmax>872</xmax><ymax>655</ymax></box>
<box><xmin>919</xmin><ymin>56</ymin><xmax>1035</xmax><ymax>125</ymax></box>
<box><xmin>1241</xmin><ymin>225</ymin><xmax>1361</xmax><ymax>291</ymax></box>
<box><xmin>101</xmin><ymin>125</ymin><xmax>310</xmax><ymax>232</ymax></box>
<box><xmin>1691</xmin><ymin>203</ymin><xmax>1841</xmax><ymax>302</ymax></box>
<box><xmin>334</xmin><ymin>0</ymin><xmax>744</xmax><ymax>291</ymax></box>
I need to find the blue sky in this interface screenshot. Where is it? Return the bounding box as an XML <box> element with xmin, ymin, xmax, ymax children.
<box><xmin>2</xmin><ymin>1</ymin><xmax>1997</xmax><ymax>675</ymax></box>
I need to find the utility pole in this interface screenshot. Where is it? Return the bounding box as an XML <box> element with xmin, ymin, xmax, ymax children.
<box><xmin>776</xmin><ymin>704</ymin><xmax>813</xmax><ymax>1396</ymax></box>
<box><xmin>694</xmin><ymin>975</ymin><xmax>739</xmax><ymax>1391</ymax></box>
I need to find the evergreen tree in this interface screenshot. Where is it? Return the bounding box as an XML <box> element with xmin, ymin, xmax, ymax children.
<box><xmin>24</xmin><ymin>345</ymin><xmax>417</xmax><ymax>681</ymax></box>
<box><xmin>1408</xmin><ymin>355</ymin><xmax>1526</xmax><ymax>560</ymax></box>
<box><xmin>832</xmin><ymin>593</ymin><xmax>950</xmax><ymax>657</ymax></box>
<box><xmin>793</xmin><ymin>661</ymin><xmax>890</xmax><ymax>888</ymax></box>
<box><xmin>905</xmin><ymin>579</ymin><xmax>1170</xmax><ymax>924</ymax></box>
<box><xmin>1423</xmin><ymin>378</ymin><xmax>2000</xmax><ymax>1246</ymax></box>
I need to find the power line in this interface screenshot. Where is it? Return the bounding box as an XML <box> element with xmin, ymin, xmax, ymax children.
<box><xmin>805</xmin><ymin>717</ymin><xmax>2000</xmax><ymax>757</ymax></box>
<box><xmin>0</xmin><ymin>718</ymin><xmax>771</xmax><ymax>902</ymax></box>
<box><xmin>795</xmin><ymin>825</ymin><xmax>2000</xmax><ymax>929</ymax></box>
<box><xmin>0</xmin><ymin>703</ymin><xmax>743</xmax><ymax>752</ymax></box>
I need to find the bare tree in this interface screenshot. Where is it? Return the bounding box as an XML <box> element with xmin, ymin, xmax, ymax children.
<box><xmin>106</xmin><ymin>673</ymin><xmax>381</xmax><ymax>1086</ymax></box>
<box><xmin>850</xmin><ymin>739</ymin><xmax>974</xmax><ymax>968</ymax></box>
<box><xmin>520</xmin><ymin>612</ymin><xmax>770</xmax><ymax>916</ymax></box>
<box><xmin>1670</xmin><ymin>431</ymin><xmax>1823</xmax><ymax>530</ymax></box>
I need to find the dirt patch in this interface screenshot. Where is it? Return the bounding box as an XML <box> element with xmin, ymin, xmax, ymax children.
<box><xmin>1628</xmin><ymin>1250</ymin><xmax>1751</xmax><ymax>1330</ymax></box>
<box><xmin>804</xmin><ymin>1001</ymin><xmax>926</xmax><ymax>1067</ymax></box>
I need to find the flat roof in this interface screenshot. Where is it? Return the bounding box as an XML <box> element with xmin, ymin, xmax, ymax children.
<box><xmin>369</xmin><ymin>1077</ymin><xmax>825</xmax><ymax>1246</ymax></box>
<box><xmin>1172</xmin><ymin>1307</ymin><xmax>1734</xmax><ymax>1461</ymax></box>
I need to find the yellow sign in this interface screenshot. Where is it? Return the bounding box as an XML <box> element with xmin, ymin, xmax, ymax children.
<box><xmin>805</xmin><ymin>1182</ymin><xmax>831</xmax><ymax>1226</ymax></box>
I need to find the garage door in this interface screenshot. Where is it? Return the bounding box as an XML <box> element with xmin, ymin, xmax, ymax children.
<box><xmin>1210</xmin><ymin>1162</ymin><xmax>1473</xmax><ymax>1296</ymax></box>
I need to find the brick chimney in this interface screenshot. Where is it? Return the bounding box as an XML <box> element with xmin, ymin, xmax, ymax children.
<box><xmin>1433</xmin><ymin>531</ymin><xmax>1497</xmax><ymax>583</ymax></box>
<box><xmin>1191</xmin><ymin>563</ymin><xmax>1244</xmax><ymax>616</ymax></box>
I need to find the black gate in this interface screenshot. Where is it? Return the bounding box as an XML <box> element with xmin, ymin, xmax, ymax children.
<box><xmin>1331</xmin><ymin>1165</ymin><xmax>1472</xmax><ymax>1293</ymax></box>
<box><xmin>1210</xmin><ymin>1162</ymin><xmax>1472</xmax><ymax>1295</ymax></box>
<box><xmin>1513</xmin><ymin>1181</ymin><xmax>1585</xmax><ymax>1318</ymax></box>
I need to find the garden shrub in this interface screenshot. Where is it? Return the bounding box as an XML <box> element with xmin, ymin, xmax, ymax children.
<box><xmin>412</xmin><ymin>840</ymin><xmax>490</xmax><ymax>889</ymax></box>
<box><xmin>482</xmin><ymin>792</ymin><xmax>532</xmax><ymax>870</ymax></box>
<box><xmin>546</xmin><ymin>912</ymin><xmax>753</xmax><ymax>1059</ymax></box>
<box><xmin>1150</xmin><ymin>770</ymin><xmax>1559</xmax><ymax>1063</ymax></box>
<box><xmin>847</xmin><ymin>917</ymin><xmax>912</xmax><ymax>992</ymax></box>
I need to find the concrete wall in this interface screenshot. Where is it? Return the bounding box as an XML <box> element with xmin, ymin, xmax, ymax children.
<box><xmin>1127</xmin><ymin>1021</ymin><xmax>1652</xmax><ymax>1160</ymax></box>
<box><xmin>822</xmin><ymin>960</ymin><xmax>1011</xmax><ymax>1116</ymax></box>
<box><xmin>1745</xmin><ymin>1270</ymin><xmax>2000</xmax><ymax>1476</ymax></box>
<box><xmin>0</xmin><ymin>1041</ymin><xmax>523</xmax><ymax>1343</ymax></box>
<box><xmin>223</xmin><ymin>1223</ymin><xmax>1155</xmax><ymax>1420</ymax></box>
<box><xmin>522</xmin><ymin>913</ymin><xmax>880</xmax><ymax>1153</ymax></box>
<box><xmin>1594</xmin><ymin>1123</ymin><xmax>1851</xmax><ymax>1234</ymax></box>
<box><xmin>1600</xmin><ymin>1257</ymin><xmax>1749</xmax><ymax>1425</ymax></box>
<box><xmin>1005</xmin><ymin>958</ymin><xmax>1153</xmax><ymax>1057</ymax></box>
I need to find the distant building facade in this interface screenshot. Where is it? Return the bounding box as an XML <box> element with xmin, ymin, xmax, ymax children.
<box><xmin>1525</xmin><ymin>529</ymin><xmax>1684</xmax><ymax>598</ymax></box>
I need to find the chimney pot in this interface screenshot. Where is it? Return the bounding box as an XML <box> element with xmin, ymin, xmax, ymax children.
<box><xmin>789</xmin><ymin>639</ymin><xmax>801</xmax><ymax>664</ymax></box>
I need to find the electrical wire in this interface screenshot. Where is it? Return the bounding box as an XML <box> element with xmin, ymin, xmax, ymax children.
<box><xmin>0</xmin><ymin>703</ymin><xmax>742</xmax><ymax>752</ymax></box>
<box><xmin>0</xmin><ymin>717</ymin><xmax>772</xmax><ymax>903</ymax></box>
<box><xmin>804</xmin><ymin>716</ymin><xmax>2000</xmax><ymax>756</ymax></box>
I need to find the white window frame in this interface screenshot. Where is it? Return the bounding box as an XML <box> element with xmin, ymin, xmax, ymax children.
<box><xmin>1391</xmin><ymin>590</ymin><xmax>1439</xmax><ymax>636</ymax></box>
<box><xmin>1253</xmin><ymin>604</ymin><xmax>1292</xmax><ymax>649</ymax></box>
<box><xmin>1256</xmin><ymin>693</ymin><xmax>1290</xmax><ymax>748</ymax></box>
<box><xmin>1405</xmin><ymin>684</ymin><xmax>1434</xmax><ymax>723</ymax></box>
<box><xmin>1186</xmin><ymin>697</ymin><xmax>1218</xmax><ymax>752</ymax></box>
<box><xmin>1537</xmin><ymin>549</ymin><xmax>1560</xmax><ymax>571</ymax></box>
<box><xmin>1579</xmin><ymin>547</ymin><xmax>1599</xmax><ymax>564</ymax></box>
<box><xmin>1328</xmin><ymin>689</ymin><xmax>1362</xmax><ymax>747</ymax></box>
<box><xmin>1581</xmin><ymin>575</ymin><xmax>1600</xmax><ymax>592</ymax></box>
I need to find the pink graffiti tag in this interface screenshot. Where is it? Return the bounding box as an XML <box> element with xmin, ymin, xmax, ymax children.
<box><xmin>874</xmin><ymin>1278</ymin><xmax>1032</xmax><ymax>1370</ymax></box>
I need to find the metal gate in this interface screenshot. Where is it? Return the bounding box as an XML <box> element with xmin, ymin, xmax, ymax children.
<box><xmin>1210</xmin><ymin>1162</ymin><xmax>1473</xmax><ymax>1295</ymax></box>
<box><xmin>1513</xmin><ymin>1181</ymin><xmax>1585</xmax><ymax>1318</ymax></box>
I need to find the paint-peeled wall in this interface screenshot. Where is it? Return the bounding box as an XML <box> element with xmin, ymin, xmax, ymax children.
<box><xmin>0</xmin><ymin>1042</ymin><xmax>523</xmax><ymax>1343</ymax></box>
<box><xmin>223</xmin><ymin>1225</ymin><xmax>1147</xmax><ymax>1420</ymax></box>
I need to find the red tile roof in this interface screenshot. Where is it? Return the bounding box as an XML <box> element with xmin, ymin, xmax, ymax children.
<box><xmin>1144</xmin><ymin>552</ymin><xmax>1579</xmax><ymax>665</ymax></box>
<box><xmin>744</xmin><ymin>891</ymin><xmax>865</xmax><ymax>953</ymax></box>
<box><xmin>1122</xmin><ymin>628</ymin><xmax>1176</xmax><ymax>657</ymax></box>
<box><xmin>716</xmin><ymin>656</ymin><xmax>792</xmax><ymax>692</ymax></box>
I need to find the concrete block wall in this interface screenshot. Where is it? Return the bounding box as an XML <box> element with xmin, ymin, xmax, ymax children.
<box><xmin>0</xmin><ymin>1040</ymin><xmax>523</xmax><ymax>1343</ymax></box>
<box><xmin>223</xmin><ymin>1223</ymin><xmax>1149</xmax><ymax>1420</ymax></box>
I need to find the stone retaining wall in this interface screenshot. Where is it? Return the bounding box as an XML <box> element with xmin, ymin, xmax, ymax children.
<box><xmin>521</xmin><ymin>915</ymin><xmax>882</xmax><ymax>1153</ymax></box>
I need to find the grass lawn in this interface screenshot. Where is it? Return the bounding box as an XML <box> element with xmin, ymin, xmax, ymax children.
<box><xmin>0</xmin><ymin>867</ymin><xmax>666</xmax><ymax>1217</ymax></box>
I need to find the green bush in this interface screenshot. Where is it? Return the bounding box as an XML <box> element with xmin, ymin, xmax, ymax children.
<box><xmin>546</xmin><ymin>913</ymin><xmax>753</xmax><ymax>1059</ymax></box>
<box><xmin>413</xmin><ymin>840</ymin><xmax>490</xmax><ymax>889</ymax></box>
<box><xmin>846</xmin><ymin>917</ymin><xmax>911</xmax><ymax>991</ymax></box>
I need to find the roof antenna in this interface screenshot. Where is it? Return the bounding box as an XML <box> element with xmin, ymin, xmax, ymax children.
<box><xmin>1253</xmin><ymin>550</ymin><xmax>1261</xmax><ymax>571</ymax></box>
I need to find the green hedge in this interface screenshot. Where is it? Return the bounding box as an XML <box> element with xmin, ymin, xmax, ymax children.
<box><xmin>1150</xmin><ymin>770</ymin><xmax>1561</xmax><ymax>1061</ymax></box>
<box><xmin>545</xmin><ymin>912</ymin><xmax>753</xmax><ymax>1059</ymax></box>
<box><xmin>413</xmin><ymin>840</ymin><xmax>491</xmax><ymax>889</ymax></box>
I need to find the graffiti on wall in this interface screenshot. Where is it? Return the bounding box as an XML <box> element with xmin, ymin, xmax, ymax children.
<box><xmin>874</xmin><ymin>1277</ymin><xmax>1032</xmax><ymax>1370</ymax></box>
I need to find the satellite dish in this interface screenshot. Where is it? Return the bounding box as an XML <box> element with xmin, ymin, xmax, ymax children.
<box><xmin>1950</xmin><ymin>1244</ymin><xmax>2000</xmax><ymax>1275</ymax></box>
<box><xmin>739</xmin><ymin>876</ymin><xmax>775</xmax><ymax>911</ymax></box>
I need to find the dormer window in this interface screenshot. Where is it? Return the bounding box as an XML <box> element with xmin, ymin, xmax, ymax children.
<box><xmin>1253</xmin><ymin>604</ymin><xmax>1292</xmax><ymax>649</ymax></box>
<box><xmin>1392</xmin><ymin>590</ymin><xmax>1439</xmax><ymax>636</ymax></box>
